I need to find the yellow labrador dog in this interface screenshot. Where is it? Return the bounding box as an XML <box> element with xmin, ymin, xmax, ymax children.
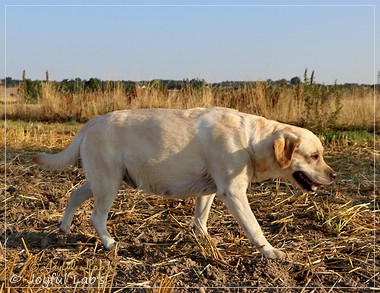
<box><xmin>33</xmin><ymin>107</ymin><xmax>336</xmax><ymax>259</ymax></box>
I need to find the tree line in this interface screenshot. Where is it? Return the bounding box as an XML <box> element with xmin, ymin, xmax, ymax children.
<box><xmin>1</xmin><ymin>70</ymin><xmax>376</xmax><ymax>104</ymax></box>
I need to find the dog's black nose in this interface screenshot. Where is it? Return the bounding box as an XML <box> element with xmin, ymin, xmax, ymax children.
<box><xmin>330</xmin><ymin>172</ymin><xmax>337</xmax><ymax>180</ymax></box>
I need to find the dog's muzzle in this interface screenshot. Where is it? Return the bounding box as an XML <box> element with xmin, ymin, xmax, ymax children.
<box><xmin>292</xmin><ymin>170</ymin><xmax>336</xmax><ymax>192</ymax></box>
<box><xmin>293</xmin><ymin>171</ymin><xmax>321</xmax><ymax>192</ymax></box>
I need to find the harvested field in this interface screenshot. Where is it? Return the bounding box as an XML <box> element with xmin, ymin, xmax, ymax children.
<box><xmin>1</xmin><ymin>122</ymin><xmax>379</xmax><ymax>292</ymax></box>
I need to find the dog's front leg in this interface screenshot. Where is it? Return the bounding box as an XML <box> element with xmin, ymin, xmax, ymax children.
<box><xmin>194</xmin><ymin>194</ymin><xmax>216</xmax><ymax>236</ymax></box>
<box><xmin>219</xmin><ymin>185</ymin><xmax>286</xmax><ymax>260</ymax></box>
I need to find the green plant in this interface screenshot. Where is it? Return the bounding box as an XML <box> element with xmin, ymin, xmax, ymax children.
<box><xmin>313</xmin><ymin>199</ymin><xmax>371</xmax><ymax>234</ymax></box>
<box><xmin>20</xmin><ymin>70</ymin><xmax>42</xmax><ymax>103</ymax></box>
<box><xmin>299</xmin><ymin>69</ymin><xmax>344</xmax><ymax>132</ymax></box>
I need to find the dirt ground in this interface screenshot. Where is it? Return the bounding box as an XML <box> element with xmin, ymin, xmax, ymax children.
<box><xmin>1</xmin><ymin>142</ymin><xmax>379</xmax><ymax>292</ymax></box>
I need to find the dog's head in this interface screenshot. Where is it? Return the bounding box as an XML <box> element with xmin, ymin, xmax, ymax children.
<box><xmin>273</xmin><ymin>128</ymin><xmax>336</xmax><ymax>193</ymax></box>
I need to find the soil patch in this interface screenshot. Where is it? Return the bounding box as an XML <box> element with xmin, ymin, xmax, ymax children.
<box><xmin>1</xmin><ymin>144</ymin><xmax>378</xmax><ymax>292</ymax></box>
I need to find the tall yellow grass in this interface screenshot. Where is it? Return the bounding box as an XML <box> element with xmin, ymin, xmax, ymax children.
<box><xmin>1</xmin><ymin>82</ymin><xmax>378</xmax><ymax>132</ymax></box>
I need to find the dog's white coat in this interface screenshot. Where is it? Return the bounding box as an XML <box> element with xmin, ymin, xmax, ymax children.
<box><xmin>34</xmin><ymin>107</ymin><xmax>335</xmax><ymax>259</ymax></box>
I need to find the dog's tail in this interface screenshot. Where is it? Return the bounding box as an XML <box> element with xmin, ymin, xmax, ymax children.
<box><xmin>33</xmin><ymin>133</ymin><xmax>83</xmax><ymax>170</ymax></box>
<box><xmin>33</xmin><ymin>124</ymin><xmax>88</xmax><ymax>170</ymax></box>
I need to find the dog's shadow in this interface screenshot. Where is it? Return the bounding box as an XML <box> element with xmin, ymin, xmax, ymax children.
<box><xmin>4</xmin><ymin>230</ymin><xmax>96</xmax><ymax>251</ymax></box>
<box><xmin>4</xmin><ymin>230</ymin><xmax>192</xmax><ymax>267</ymax></box>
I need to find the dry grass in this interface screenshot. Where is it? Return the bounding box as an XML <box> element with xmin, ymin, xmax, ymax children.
<box><xmin>337</xmin><ymin>94</ymin><xmax>376</xmax><ymax>128</ymax></box>
<box><xmin>2</xmin><ymin>83</ymin><xmax>378</xmax><ymax>132</ymax></box>
<box><xmin>1</xmin><ymin>121</ymin><xmax>379</xmax><ymax>291</ymax></box>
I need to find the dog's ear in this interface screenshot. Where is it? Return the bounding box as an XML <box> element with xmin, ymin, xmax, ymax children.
<box><xmin>273</xmin><ymin>135</ymin><xmax>301</xmax><ymax>168</ymax></box>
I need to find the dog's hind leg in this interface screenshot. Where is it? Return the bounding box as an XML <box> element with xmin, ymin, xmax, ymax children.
<box><xmin>60</xmin><ymin>182</ymin><xmax>93</xmax><ymax>234</ymax></box>
<box><xmin>194</xmin><ymin>194</ymin><xmax>215</xmax><ymax>236</ymax></box>
<box><xmin>88</xmin><ymin>172</ymin><xmax>123</xmax><ymax>250</ymax></box>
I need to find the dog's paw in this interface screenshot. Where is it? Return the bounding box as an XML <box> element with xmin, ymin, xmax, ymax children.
<box><xmin>260</xmin><ymin>247</ymin><xmax>286</xmax><ymax>260</ymax></box>
<box><xmin>102</xmin><ymin>237</ymin><xmax>117</xmax><ymax>251</ymax></box>
<box><xmin>59</xmin><ymin>222</ymin><xmax>71</xmax><ymax>234</ymax></box>
<box><xmin>193</xmin><ymin>224</ymin><xmax>209</xmax><ymax>239</ymax></box>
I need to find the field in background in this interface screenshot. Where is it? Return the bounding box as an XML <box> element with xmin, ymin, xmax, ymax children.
<box><xmin>1</xmin><ymin>79</ymin><xmax>379</xmax><ymax>291</ymax></box>
<box><xmin>1</xmin><ymin>77</ymin><xmax>378</xmax><ymax>134</ymax></box>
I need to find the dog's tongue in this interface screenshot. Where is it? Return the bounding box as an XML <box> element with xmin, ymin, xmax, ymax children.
<box><xmin>311</xmin><ymin>184</ymin><xmax>321</xmax><ymax>192</ymax></box>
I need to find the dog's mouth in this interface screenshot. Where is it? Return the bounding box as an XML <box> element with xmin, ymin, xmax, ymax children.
<box><xmin>293</xmin><ymin>171</ymin><xmax>321</xmax><ymax>192</ymax></box>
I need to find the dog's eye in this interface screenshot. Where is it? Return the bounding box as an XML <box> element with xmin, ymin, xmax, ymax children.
<box><xmin>311</xmin><ymin>153</ymin><xmax>319</xmax><ymax>160</ymax></box>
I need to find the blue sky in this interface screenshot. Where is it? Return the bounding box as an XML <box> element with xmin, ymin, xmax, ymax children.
<box><xmin>1</xmin><ymin>0</ymin><xmax>379</xmax><ymax>84</ymax></box>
